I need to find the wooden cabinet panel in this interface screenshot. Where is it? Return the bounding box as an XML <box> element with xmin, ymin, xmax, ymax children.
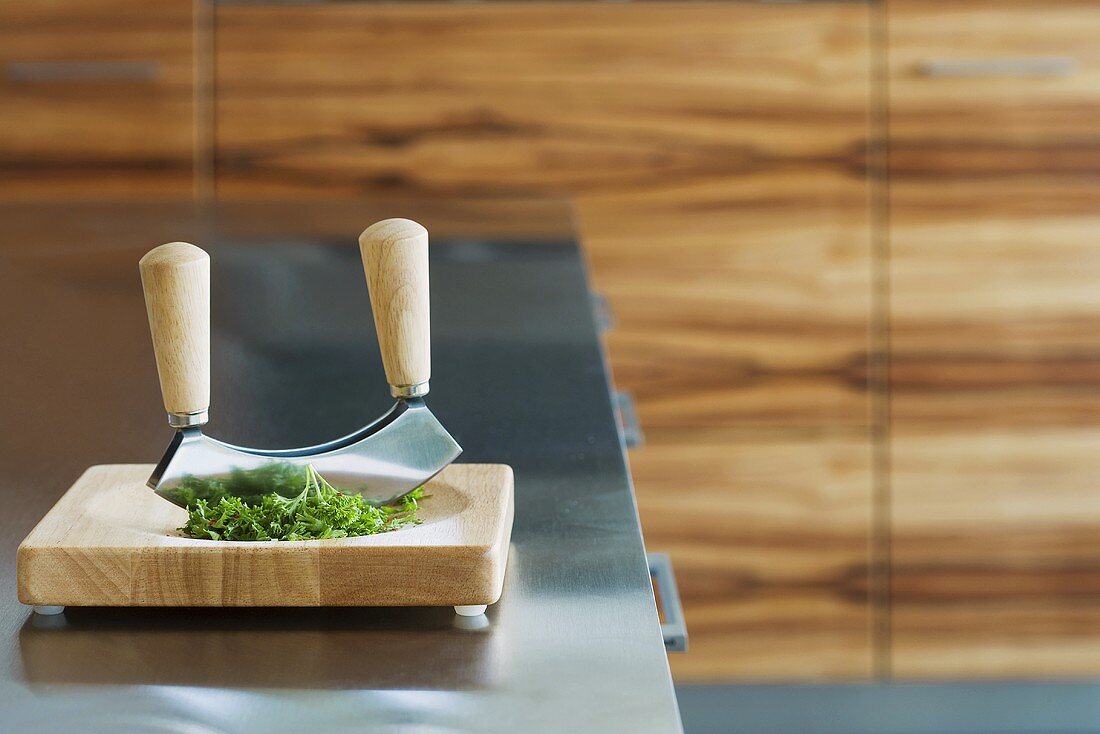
<box><xmin>0</xmin><ymin>0</ymin><xmax>198</xmax><ymax>198</ymax></box>
<box><xmin>889</xmin><ymin>0</ymin><xmax>1100</xmax><ymax>677</ymax></box>
<box><xmin>890</xmin><ymin>0</ymin><xmax>1100</xmax><ymax>180</ymax></box>
<box><xmin>584</xmin><ymin>171</ymin><xmax>871</xmax><ymax>432</ymax></box>
<box><xmin>216</xmin><ymin>2</ymin><xmax>873</xmax><ymax>680</ymax></box>
<box><xmin>633</xmin><ymin>431</ymin><xmax>872</xmax><ymax>679</ymax></box>
<box><xmin>216</xmin><ymin>3</ymin><xmax>872</xmax><ymax>430</ymax></box>
<box><xmin>216</xmin><ymin>4</ymin><xmax>869</xmax><ymax>195</ymax></box>
<box><xmin>892</xmin><ymin>428</ymin><xmax>1100</xmax><ymax>677</ymax></box>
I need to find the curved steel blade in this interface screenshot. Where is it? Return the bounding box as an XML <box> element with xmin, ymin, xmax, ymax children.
<box><xmin>148</xmin><ymin>399</ymin><xmax>461</xmax><ymax>507</ymax></box>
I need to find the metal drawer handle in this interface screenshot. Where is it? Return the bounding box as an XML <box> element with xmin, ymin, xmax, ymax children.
<box><xmin>648</xmin><ymin>552</ymin><xmax>687</xmax><ymax>653</ymax></box>
<box><xmin>590</xmin><ymin>291</ymin><xmax>614</xmax><ymax>333</ymax></box>
<box><xmin>917</xmin><ymin>57</ymin><xmax>1077</xmax><ymax>78</ymax></box>
<box><xmin>614</xmin><ymin>391</ymin><xmax>643</xmax><ymax>449</ymax></box>
<box><xmin>5</xmin><ymin>61</ymin><xmax>162</xmax><ymax>83</ymax></box>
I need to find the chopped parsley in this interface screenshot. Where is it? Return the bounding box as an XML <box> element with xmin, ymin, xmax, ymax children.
<box><xmin>177</xmin><ymin>464</ymin><xmax>425</xmax><ymax>541</ymax></box>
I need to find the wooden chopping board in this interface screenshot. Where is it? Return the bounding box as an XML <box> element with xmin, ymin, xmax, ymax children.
<box><xmin>18</xmin><ymin>463</ymin><xmax>513</xmax><ymax>608</ymax></box>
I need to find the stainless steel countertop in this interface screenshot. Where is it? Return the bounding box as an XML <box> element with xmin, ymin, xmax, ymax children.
<box><xmin>0</xmin><ymin>200</ymin><xmax>681</xmax><ymax>733</ymax></box>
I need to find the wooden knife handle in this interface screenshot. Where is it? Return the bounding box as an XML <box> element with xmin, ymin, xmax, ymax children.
<box><xmin>138</xmin><ymin>242</ymin><xmax>210</xmax><ymax>425</ymax></box>
<box><xmin>359</xmin><ymin>219</ymin><xmax>431</xmax><ymax>398</ymax></box>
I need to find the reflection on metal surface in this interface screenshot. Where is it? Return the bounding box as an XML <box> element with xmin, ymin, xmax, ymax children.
<box><xmin>150</xmin><ymin>398</ymin><xmax>461</xmax><ymax>505</ymax></box>
<box><xmin>453</xmin><ymin>614</ymin><xmax>491</xmax><ymax>632</ymax></box>
<box><xmin>3</xmin><ymin>693</ymin><xmax>232</xmax><ymax>734</ymax></box>
<box><xmin>19</xmin><ymin>605</ymin><xmax>504</xmax><ymax>690</ymax></box>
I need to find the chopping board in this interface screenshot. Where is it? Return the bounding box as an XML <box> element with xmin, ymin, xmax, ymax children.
<box><xmin>18</xmin><ymin>463</ymin><xmax>513</xmax><ymax>608</ymax></box>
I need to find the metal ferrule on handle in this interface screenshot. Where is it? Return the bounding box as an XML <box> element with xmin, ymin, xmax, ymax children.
<box><xmin>392</xmin><ymin>382</ymin><xmax>429</xmax><ymax>399</ymax></box>
<box><xmin>168</xmin><ymin>410</ymin><xmax>209</xmax><ymax>429</ymax></box>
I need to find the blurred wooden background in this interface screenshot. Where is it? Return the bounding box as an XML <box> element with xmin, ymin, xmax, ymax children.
<box><xmin>3</xmin><ymin>0</ymin><xmax>1100</xmax><ymax>680</ymax></box>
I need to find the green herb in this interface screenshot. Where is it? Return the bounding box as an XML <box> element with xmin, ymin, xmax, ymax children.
<box><xmin>162</xmin><ymin>462</ymin><xmax>309</xmax><ymax>508</ymax></box>
<box><xmin>177</xmin><ymin>464</ymin><xmax>425</xmax><ymax>541</ymax></box>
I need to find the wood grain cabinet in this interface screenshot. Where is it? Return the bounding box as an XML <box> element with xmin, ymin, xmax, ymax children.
<box><xmin>215</xmin><ymin>2</ymin><xmax>874</xmax><ymax>680</ymax></box>
<box><xmin>0</xmin><ymin>0</ymin><xmax>198</xmax><ymax>198</ymax></box>
<box><xmin>888</xmin><ymin>0</ymin><xmax>1100</xmax><ymax>677</ymax></box>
